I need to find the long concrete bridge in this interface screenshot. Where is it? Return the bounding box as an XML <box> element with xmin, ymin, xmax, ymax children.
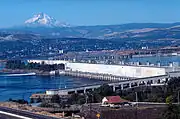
<box><xmin>45</xmin><ymin>74</ymin><xmax>169</xmax><ymax>95</ymax></box>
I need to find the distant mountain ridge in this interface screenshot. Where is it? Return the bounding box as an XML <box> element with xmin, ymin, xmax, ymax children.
<box><xmin>1</xmin><ymin>13</ymin><xmax>180</xmax><ymax>40</ymax></box>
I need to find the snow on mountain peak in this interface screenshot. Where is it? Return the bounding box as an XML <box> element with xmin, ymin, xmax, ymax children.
<box><xmin>25</xmin><ymin>13</ymin><xmax>70</xmax><ymax>27</ymax></box>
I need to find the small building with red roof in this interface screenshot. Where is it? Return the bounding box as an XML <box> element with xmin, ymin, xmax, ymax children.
<box><xmin>102</xmin><ymin>96</ymin><xmax>130</xmax><ymax>107</ymax></box>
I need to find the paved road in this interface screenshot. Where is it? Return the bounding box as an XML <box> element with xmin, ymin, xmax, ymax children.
<box><xmin>0</xmin><ymin>106</ymin><xmax>62</xmax><ymax>119</ymax></box>
<box><xmin>0</xmin><ymin>113</ymin><xmax>23</xmax><ymax>119</ymax></box>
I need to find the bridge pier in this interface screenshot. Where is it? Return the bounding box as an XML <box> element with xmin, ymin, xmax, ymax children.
<box><xmin>75</xmin><ymin>90</ymin><xmax>77</xmax><ymax>94</ymax></box>
<box><xmin>144</xmin><ymin>81</ymin><xmax>148</xmax><ymax>86</ymax></box>
<box><xmin>121</xmin><ymin>84</ymin><xmax>124</xmax><ymax>90</ymax></box>
<box><xmin>129</xmin><ymin>83</ymin><xmax>132</xmax><ymax>88</ymax></box>
<box><xmin>113</xmin><ymin>85</ymin><xmax>116</xmax><ymax>92</ymax></box>
<box><xmin>151</xmin><ymin>80</ymin><xmax>155</xmax><ymax>84</ymax></box>
<box><xmin>153</xmin><ymin>79</ymin><xmax>159</xmax><ymax>84</ymax></box>
<box><xmin>137</xmin><ymin>81</ymin><xmax>140</xmax><ymax>87</ymax></box>
<box><xmin>84</xmin><ymin>88</ymin><xmax>86</xmax><ymax>94</ymax></box>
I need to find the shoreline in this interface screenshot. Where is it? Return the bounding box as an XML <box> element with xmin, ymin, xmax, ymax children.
<box><xmin>0</xmin><ymin>68</ymin><xmax>52</xmax><ymax>76</ymax></box>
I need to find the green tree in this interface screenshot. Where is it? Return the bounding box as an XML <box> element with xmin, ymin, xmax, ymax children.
<box><xmin>166</xmin><ymin>95</ymin><xmax>173</xmax><ymax>104</ymax></box>
<box><xmin>89</xmin><ymin>84</ymin><xmax>115</xmax><ymax>103</ymax></box>
<box><xmin>95</xmin><ymin>84</ymin><xmax>114</xmax><ymax>97</ymax></box>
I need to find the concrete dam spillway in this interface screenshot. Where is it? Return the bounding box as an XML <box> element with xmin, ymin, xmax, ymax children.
<box><xmin>27</xmin><ymin>60</ymin><xmax>166</xmax><ymax>78</ymax></box>
<box><xmin>65</xmin><ymin>63</ymin><xmax>166</xmax><ymax>78</ymax></box>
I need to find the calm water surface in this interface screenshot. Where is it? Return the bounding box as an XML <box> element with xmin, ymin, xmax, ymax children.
<box><xmin>0</xmin><ymin>64</ymin><xmax>107</xmax><ymax>102</ymax></box>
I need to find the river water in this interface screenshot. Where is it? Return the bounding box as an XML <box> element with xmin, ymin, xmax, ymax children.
<box><xmin>0</xmin><ymin>75</ymin><xmax>107</xmax><ymax>101</ymax></box>
<box><xmin>0</xmin><ymin>62</ymin><xmax>107</xmax><ymax>101</ymax></box>
<box><xmin>0</xmin><ymin>55</ymin><xmax>180</xmax><ymax>102</ymax></box>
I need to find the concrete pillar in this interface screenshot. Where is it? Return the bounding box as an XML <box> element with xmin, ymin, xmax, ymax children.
<box><xmin>152</xmin><ymin>80</ymin><xmax>155</xmax><ymax>84</ymax></box>
<box><xmin>121</xmin><ymin>84</ymin><xmax>124</xmax><ymax>90</ymax></box>
<box><xmin>153</xmin><ymin>80</ymin><xmax>158</xmax><ymax>84</ymax></box>
<box><xmin>129</xmin><ymin>83</ymin><xmax>132</xmax><ymax>88</ymax></box>
<box><xmin>75</xmin><ymin>90</ymin><xmax>77</xmax><ymax>94</ymax></box>
<box><xmin>113</xmin><ymin>85</ymin><xmax>116</xmax><ymax>92</ymax></box>
<box><xmin>137</xmin><ymin>82</ymin><xmax>140</xmax><ymax>87</ymax></box>
<box><xmin>84</xmin><ymin>88</ymin><xmax>86</xmax><ymax>94</ymax></box>
<box><xmin>143</xmin><ymin>81</ymin><xmax>147</xmax><ymax>85</ymax></box>
<box><xmin>157</xmin><ymin>79</ymin><xmax>159</xmax><ymax>83</ymax></box>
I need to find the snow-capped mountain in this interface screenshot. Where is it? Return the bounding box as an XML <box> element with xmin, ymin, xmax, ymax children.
<box><xmin>25</xmin><ymin>13</ymin><xmax>70</xmax><ymax>27</ymax></box>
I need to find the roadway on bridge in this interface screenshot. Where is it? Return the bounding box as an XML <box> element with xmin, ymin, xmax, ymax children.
<box><xmin>0</xmin><ymin>106</ymin><xmax>62</xmax><ymax>119</ymax></box>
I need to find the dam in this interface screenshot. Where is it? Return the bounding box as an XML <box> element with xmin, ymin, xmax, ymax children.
<box><xmin>28</xmin><ymin>60</ymin><xmax>180</xmax><ymax>97</ymax></box>
<box><xmin>27</xmin><ymin>59</ymin><xmax>166</xmax><ymax>79</ymax></box>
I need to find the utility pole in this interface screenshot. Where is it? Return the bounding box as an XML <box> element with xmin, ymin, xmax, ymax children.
<box><xmin>135</xmin><ymin>92</ymin><xmax>138</xmax><ymax>119</ymax></box>
<box><xmin>178</xmin><ymin>90</ymin><xmax>180</xmax><ymax>104</ymax></box>
<box><xmin>85</xmin><ymin>93</ymin><xmax>88</xmax><ymax>104</ymax></box>
<box><xmin>90</xmin><ymin>97</ymin><xmax>92</xmax><ymax>119</ymax></box>
<box><xmin>89</xmin><ymin>93</ymin><xmax>93</xmax><ymax>119</ymax></box>
<box><xmin>135</xmin><ymin>92</ymin><xmax>138</xmax><ymax>107</ymax></box>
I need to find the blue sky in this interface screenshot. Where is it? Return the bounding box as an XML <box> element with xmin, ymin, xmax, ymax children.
<box><xmin>0</xmin><ymin>0</ymin><xmax>180</xmax><ymax>27</ymax></box>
